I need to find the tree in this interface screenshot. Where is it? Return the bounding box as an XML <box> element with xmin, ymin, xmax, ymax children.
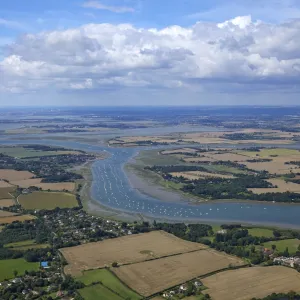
<box><xmin>184</xmin><ymin>282</ymin><xmax>195</xmax><ymax>296</ymax></box>
<box><xmin>283</xmin><ymin>247</ymin><xmax>290</xmax><ymax>257</ymax></box>
<box><xmin>273</xmin><ymin>230</ymin><xmax>281</xmax><ymax>238</ymax></box>
<box><xmin>112</xmin><ymin>262</ymin><xmax>118</xmax><ymax>268</ymax></box>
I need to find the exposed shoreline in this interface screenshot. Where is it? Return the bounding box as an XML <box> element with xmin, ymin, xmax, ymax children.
<box><xmin>81</xmin><ymin>151</ymin><xmax>300</xmax><ymax>229</ymax></box>
<box><xmin>125</xmin><ymin>150</ymin><xmax>300</xmax><ymax>207</ymax></box>
<box><xmin>2</xmin><ymin>137</ymin><xmax>300</xmax><ymax>228</ymax></box>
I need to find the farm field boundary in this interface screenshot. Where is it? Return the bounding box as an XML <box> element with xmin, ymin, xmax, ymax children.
<box><xmin>77</xmin><ymin>268</ymin><xmax>142</xmax><ymax>300</ymax></box>
<box><xmin>202</xmin><ymin>266</ymin><xmax>300</xmax><ymax>300</ymax></box>
<box><xmin>61</xmin><ymin>231</ymin><xmax>207</xmax><ymax>276</ymax></box>
<box><xmin>112</xmin><ymin>249</ymin><xmax>245</xmax><ymax>297</ymax></box>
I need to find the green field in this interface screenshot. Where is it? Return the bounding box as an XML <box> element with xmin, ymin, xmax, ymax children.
<box><xmin>136</xmin><ymin>149</ymin><xmax>182</xmax><ymax>166</ymax></box>
<box><xmin>5</xmin><ymin>240</ymin><xmax>35</xmax><ymax>248</ymax></box>
<box><xmin>0</xmin><ymin>258</ymin><xmax>39</xmax><ymax>281</ymax></box>
<box><xmin>0</xmin><ymin>146</ymin><xmax>79</xmax><ymax>159</ymax></box>
<box><xmin>211</xmin><ymin>225</ymin><xmax>221</xmax><ymax>233</ymax></box>
<box><xmin>0</xmin><ymin>187</ymin><xmax>15</xmax><ymax>199</ymax></box>
<box><xmin>18</xmin><ymin>191</ymin><xmax>78</xmax><ymax>210</ymax></box>
<box><xmin>263</xmin><ymin>239</ymin><xmax>300</xmax><ymax>254</ymax></box>
<box><xmin>79</xmin><ymin>284</ymin><xmax>123</xmax><ymax>300</ymax></box>
<box><xmin>77</xmin><ymin>269</ymin><xmax>141</xmax><ymax>300</ymax></box>
<box><xmin>247</xmin><ymin>228</ymin><xmax>274</xmax><ymax>238</ymax></box>
<box><xmin>238</xmin><ymin>148</ymin><xmax>300</xmax><ymax>158</ymax></box>
<box><xmin>160</xmin><ymin>179</ymin><xmax>184</xmax><ymax>190</ymax></box>
<box><xmin>5</xmin><ymin>239</ymin><xmax>50</xmax><ymax>250</ymax></box>
<box><xmin>203</xmin><ymin>164</ymin><xmax>246</xmax><ymax>175</ymax></box>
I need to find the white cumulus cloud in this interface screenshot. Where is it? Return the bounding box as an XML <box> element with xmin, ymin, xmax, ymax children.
<box><xmin>1</xmin><ymin>16</ymin><xmax>300</xmax><ymax>96</ymax></box>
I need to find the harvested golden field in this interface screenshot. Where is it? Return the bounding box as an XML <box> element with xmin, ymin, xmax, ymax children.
<box><xmin>178</xmin><ymin>131</ymin><xmax>293</xmax><ymax>145</ymax></box>
<box><xmin>170</xmin><ymin>171</ymin><xmax>234</xmax><ymax>180</ymax></box>
<box><xmin>0</xmin><ymin>181</ymin><xmax>13</xmax><ymax>188</ymax></box>
<box><xmin>205</xmin><ymin>153</ymin><xmax>250</xmax><ymax>162</ymax></box>
<box><xmin>36</xmin><ymin>182</ymin><xmax>75</xmax><ymax>192</ymax></box>
<box><xmin>0</xmin><ymin>187</ymin><xmax>15</xmax><ymax>199</ymax></box>
<box><xmin>202</xmin><ymin>266</ymin><xmax>300</xmax><ymax>300</ymax></box>
<box><xmin>0</xmin><ymin>169</ymin><xmax>34</xmax><ymax>181</ymax></box>
<box><xmin>178</xmin><ymin>132</ymin><xmax>227</xmax><ymax>144</ymax></box>
<box><xmin>170</xmin><ymin>172</ymin><xmax>202</xmax><ymax>180</ymax></box>
<box><xmin>0</xmin><ymin>215</ymin><xmax>35</xmax><ymax>224</ymax></box>
<box><xmin>11</xmin><ymin>179</ymin><xmax>75</xmax><ymax>191</ymax></box>
<box><xmin>238</xmin><ymin>148</ymin><xmax>300</xmax><ymax>158</ymax></box>
<box><xmin>11</xmin><ymin>178</ymin><xmax>42</xmax><ymax>187</ymax></box>
<box><xmin>249</xmin><ymin>178</ymin><xmax>300</xmax><ymax>194</ymax></box>
<box><xmin>0</xmin><ymin>199</ymin><xmax>15</xmax><ymax>207</ymax></box>
<box><xmin>236</xmin><ymin>140</ymin><xmax>293</xmax><ymax>145</ymax></box>
<box><xmin>243</xmin><ymin>160</ymin><xmax>300</xmax><ymax>174</ymax></box>
<box><xmin>61</xmin><ymin>231</ymin><xmax>207</xmax><ymax>276</ymax></box>
<box><xmin>0</xmin><ymin>210</ymin><xmax>16</xmax><ymax>217</ymax></box>
<box><xmin>110</xmin><ymin>129</ymin><xmax>297</xmax><ymax>147</ymax></box>
<box><xmin>113</xmin><ymin>249</ymin><xmax>245</xmax><ymax>297</ymax></box>
<box><xmin>183</xmin><ymin>151</ymin><xmax>252</xmax><ymax>163</ymax></box>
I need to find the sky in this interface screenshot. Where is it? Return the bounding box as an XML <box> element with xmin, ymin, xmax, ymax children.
<box><xmin>0</xmin><ymin>0</ymin><xmax>300</xmax><ymax>106</ymax></box>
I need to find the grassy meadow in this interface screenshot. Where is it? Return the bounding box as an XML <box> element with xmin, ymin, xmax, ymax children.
<box><xmin>247</xmin><ymin>228</ymin><xmax>274</xmax><ymax>238</ymax></box>
<box><xmin>5</xmin><ymin>239</ymin><xmax>50</xmax><ymax>250</ymax></box>
<box><xmin>0</xmin><ymin>146</ymin><xmax>80</xmax><ymax>159</ymax></box>
<box><xmin>263</xmin><ymin>239</ymin><xmax>300</xmax><ymax>254</ymax></box>
<box><xmin>0</xmin><ymin>259</ymin><xmax>39</xmax><ymax>281</ymax></box>
<box><xmin>77</xmin><ymin>269</ymin><xmax>141</xmax><ymax>300</ymax></box>
<box><xmin>0</xmin><ymin>187</ymin><xmax>15</xmax><ymax>199</ymax></box>
<box><xmin>18</xmin><ymin>191</ymin><xmax>78</xmax><ymax>210</ymax></box>
<box><xmin>79</xmin><ymin>284</ymin><xmax>123</xmax><ymax>300</ymax></box>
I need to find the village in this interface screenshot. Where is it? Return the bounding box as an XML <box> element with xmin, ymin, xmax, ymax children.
<box><xmin>1</xmin><ymin>205</ymin><xmax>300</xmax><ymax>300</ymax></box>
<box><xmin>0</xmin><ymin>208</ymin><xmax>141</xmax><ymax>300</ymax></box>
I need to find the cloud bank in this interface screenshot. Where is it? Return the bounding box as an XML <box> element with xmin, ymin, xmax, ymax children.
<box><xmin>1</xmin><ymin>16</ymin><xmax>300</xmax><ymax>96</ymax></box>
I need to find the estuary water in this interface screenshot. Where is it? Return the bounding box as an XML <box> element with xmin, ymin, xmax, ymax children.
<box><xmin>2</xmin><ymin>138</ymin><xmax>300</xmax><ymax>228</ymax></box>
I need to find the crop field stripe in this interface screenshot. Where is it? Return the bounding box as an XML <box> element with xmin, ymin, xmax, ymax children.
<box><xmin>106</xmin><ymin>268</ymin><xmax>143</xmax><ymax>299</ymax></box>
<box><xmin>62</xmin><ymin>248</ymin><xmax>208</xmax><ymax>274</ymax></box>
<box><xmin>113</xmin><ymin>249</ymin><xmax>245</xmax><ymax>296</ymax></box>
<box><xmin>61</xmin><ymin>231</ymin><xmax>207</xmax><ymax>276</ymax></box>
<box><xmin>202</xmin><ymin>266</ymin><xmax>300</xmax><ymax>300</ymax></box>
<box><xmin>97</xmin><ymin>282</ymin><xmax>134</xmax><ymax>300</ymax></box>
<box><xmin>76</xmin><ymin>268</ymin><xmax>142</xmax><ymax>299</ymax></box>
<box><xmin>79</xmin><ymin>283</ymin><xmax>124</xmax><ymax>300</ymax></box>
<box><xmin>144</xmin><ymin>265</ymin><xmax>250</xmax><ymax>299</ymax></box>
<box><xmin>141</xmin><ymin>264</ymin><xmax>250</xmax><ymax>299</ymax></box>
<box><xmin>112</xmin><ymin>248</ymin><xmax>207</xmax><ymax>267</ymax></box>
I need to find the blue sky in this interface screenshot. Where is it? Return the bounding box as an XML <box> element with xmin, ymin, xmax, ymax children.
<box><xmin>2</xmin><ymin>0</ymin><xmax>300</xmax><ymax>33</ymax></box>
<box><xmin>1</xmin><ymin>0</ymin><xmax>300</xmax><ymax>106</ymax></box>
